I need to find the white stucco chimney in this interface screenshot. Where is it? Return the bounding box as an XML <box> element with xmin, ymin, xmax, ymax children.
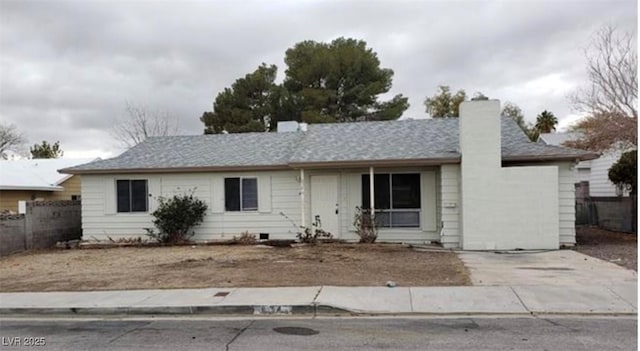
<box><xmin>277</xmin><ymin>121</ymin><xmax>300</xmax><ymax>133</ymax></box>
<box><xmin>458</xmin><ymin>99</ymin><xmax>560</xmax><ymax>250</ymax></box>
<box><xmin>459</xmin><ymin>100</ymin><xmax>501</xmax><ymax>170</ymax></box>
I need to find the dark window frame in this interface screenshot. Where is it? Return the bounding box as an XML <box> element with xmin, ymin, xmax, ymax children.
<box><xmin>224</xmin><ymin>177</ymin><xmax>258</xmax><ymax>212</ymax></box>
<box><xmin>362</xmin><ymin>173</ymin><xmax>421</xmax><ymax>228</ymax></box>
<box><xmin>116</xmin><ymin>179</ymin><xmax>148</xmax><ymax>213</ymax></box>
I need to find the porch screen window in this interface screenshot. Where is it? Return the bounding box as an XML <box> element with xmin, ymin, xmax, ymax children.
<box><xmin>225</xmin><ymin>177</ymin><xmax>258</xmax><ymax>211</ymax></box>
<box><xmin>116</xmin><ymin>179</ymin><xmax>148</xmax><ymax>213</ymax></box>
<box><xmin>362</xmin><ymin>173</ymin><xmax>421</xmax><ymax>228</ymax></box>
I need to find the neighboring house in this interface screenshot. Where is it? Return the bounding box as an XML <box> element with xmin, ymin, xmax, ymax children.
<box><xmin>61</xmin><ymin>101</ymin><xmax>596</xmax><ymax>250</ymax></box>
<box><xmin>539</xmin><ymin>132</ymin><xmax>629</xmax><ymax>197</ymax></box>
<box><xmin>0</xmin><ymin>158</ymin><xmax>95</xmax><ymax>212</ymax></box>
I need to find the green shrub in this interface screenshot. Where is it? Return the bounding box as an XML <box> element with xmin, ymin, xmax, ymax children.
<box><xmin>609</xmin><ymin>150</ymin><xmax>637</xmax><ymax>195</ymax></box>
<box><xmin>145</xmin><ymin>192</ymin><xmax>208</xmax><ymax>244</ymax></box>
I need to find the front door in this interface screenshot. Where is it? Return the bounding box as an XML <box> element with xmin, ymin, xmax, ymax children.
<box><xmin>310</xmin><ymin>175</ymin><xmax>340</xmax><ymax>237</ymax></box>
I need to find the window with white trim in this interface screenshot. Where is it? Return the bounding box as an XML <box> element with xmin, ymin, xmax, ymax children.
<box><xmin>225</xmin><ymin>177</ymin><xmax>258</xmax><ymax>211</ymax></box>
<box><xmin>116</xmin><ymin>179</ymin><xmax>148</xmax><ymax>213</ymax></box>
<box><xmin>362</xmin><ymin>173</ymin><xmax>421</xmax><ymax>228</ymax></box>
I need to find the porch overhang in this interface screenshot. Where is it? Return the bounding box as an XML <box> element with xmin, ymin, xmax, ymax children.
<box><xmin>288</xmin><ymin>157</ymin><xmax>461</xmax><ymax>169</ymax></box>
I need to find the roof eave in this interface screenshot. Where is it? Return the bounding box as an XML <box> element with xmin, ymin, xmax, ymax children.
<box><xmin>0</xmin><ymin>186</ymin><xmax>64</xmax><ymax>192</ymax></box>
<box><xmin>502</xmin><ymin>153</ymin><xmax>598</xmax><ymax>163</ymax></box>
<box><xmin>59</xmin><ymin>164</ymin><xmax>293</xmax><ymax>175</ymax></box>
<box><xmin>54</xmin><ymin>173</ymin><xmax>75</xmax><ymax>185</ymax></box>
<box><xmin>288</xmin><ymin>157</ymin><xmax>461</xmax><ymax>169</ymax></box>
<box><xmin>58</xmin><ymin>152</ymin><xmax>598</xmax><ymax>174</ymax></box>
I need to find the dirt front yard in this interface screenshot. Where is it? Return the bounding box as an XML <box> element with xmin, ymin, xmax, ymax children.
<box><xmin>574</xmin><ymin>226</ymin><xmax>637</xmax><ymax>271</ymax></box>
<box><xmin>0</xmin><ymin>244</ymin><xmax>469</xmax><ymax>292</ymax></box>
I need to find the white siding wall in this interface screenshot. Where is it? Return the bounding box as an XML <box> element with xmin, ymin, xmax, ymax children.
<box><xmin>555</xmin><ymin>162</ymin><xmax>579</xmax><ymax>245</ymax></box>
<box><xmin>544</xmin><ymin>162</ymin><xmax>578</xmax><ymax>246</ymax></box>
<box><xmin>81</xmin><ymin>171</ymin><xmax>301</xmax><ymax>241</ymax></box>
<box><xmin>82</xmin><ymin>167</ymin><xmax>441</xmax><ymax>244</ymax></box>
<box><xmin>439</xmin><ymin>164</ymin><xmax>461</xmax><ymax>248</ymax></box>
<box><xmin>502</xmin><ymin>161</ymin><xmax>578</xmax><ymax>246</ymax></box>
<box><xmin>82</xmin><ymin>175</ymin><xmax>159</xmax><ymax>239</ymax></box>
<box><xmin>437</xmin><ymin>161</ymin><xmax>573</xmax><ymax>249</ymax></box>
<box><xmin>576</xmin><ymin>160</ymin><xmax>591</xmax><ymax>182</ymax></box>
<box><xmin>589</xmin><ymin>151</ymin><xmax>629</xmax><ymax>197</ymax></box>
<box><xmin>311</xmin><ymin>167</ymin><xmax>439</xmax><ymax>243</ymax></box>
<box><xmin>80</xmin><ymin>160</ymin><xmax>575</xmax><ymax>247</ymax></box>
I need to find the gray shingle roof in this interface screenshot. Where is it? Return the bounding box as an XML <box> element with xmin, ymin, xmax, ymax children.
<box><xmin>65</xmin><ymin>132</ymin><xmax>303</xmax><ymax>172</ymax></box>
<box><xmin>289</xmin><ymin>118</ymin><xmax>460</xmax><ymax>163</ymax></box>
<box><xmin>538</xmin><ymin>132</ymin><xmax>583</xmax><ymax>146</ymax></box>
<box><xmin>499</xmin><ymin>118</ymin><xmax>592</xmax><ymax>161</ymax></box>
<box><xmin>62</xmin><ymin>117</ymin><xmax>596</xmax><ymax>173</ymax></box>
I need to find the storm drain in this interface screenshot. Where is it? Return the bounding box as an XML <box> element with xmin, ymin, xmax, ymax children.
<box><xmin>214</xmin><ymin>291</ymin><xmax>230</xmax><ymax>297</ymax></box>
<box><xmin>273</xmin><ymin>327</ymin><xmax>319</xmax><ymax>336</ymax></box>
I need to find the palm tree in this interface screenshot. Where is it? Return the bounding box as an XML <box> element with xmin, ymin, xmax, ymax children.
<box><xmin>535</xmin><ymin>110</ymin><xmax>558</xmax><ymax>133</ymax></box>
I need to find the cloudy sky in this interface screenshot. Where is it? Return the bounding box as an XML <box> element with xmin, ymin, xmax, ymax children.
<box><xmin>1</xmin><ymin>0</ymin><xmax>636</xmax><ymax>159</ymax></box>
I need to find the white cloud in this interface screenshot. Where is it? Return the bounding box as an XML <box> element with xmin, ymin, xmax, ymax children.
<box><xmin>0</xmin><ymin>0</ymin><xmax>636</xmax><ymax>156</ymax></box>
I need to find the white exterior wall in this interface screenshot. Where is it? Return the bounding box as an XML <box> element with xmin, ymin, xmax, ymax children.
<box><xmin>459</xmin><ymin>100</ymin><xmax>560</xmax><ymax>250</ymax></box>
<box><xmin>505</xmin><ymin>161</ymin><xmax>580</xmax><ymax>246</ymax></box>
<box><xmin>443</xmin><ymin>160</ymin><xmax>573</xmax><ymax>249</ymax></box>
<box><xmin>81</xmin><ymin>168</ymin><xmax>441</xmax><ymax>243</ymax></box>
<box><xmin>556</xmin><ymin>162</ymin><xmax>578</xmax><ymax>245</ymax></box>
<box><xmin>303</xmin><ymin>167</ymin><xmax>440</xmax><ymax>243</ymax></box>
<box><xmin>81</xmin><ymin>171</ymin><xmax>302</xmax><ymax>241</ymax></box>
<box><xmin>576</xmin><ymin>160</ymin><xmax>591</xmax><ymax>183</ymax></box>
<box><xmin>439</xmin><ymin>164</ymin><xmax>461</xmax><ymax>248</ymax></box>
<box><xmin>589</xmin><ymin>150</ymin><xmax>628</xmax><ymax>197</ymax></box>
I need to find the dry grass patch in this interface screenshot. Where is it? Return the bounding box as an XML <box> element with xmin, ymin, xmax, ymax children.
<box><xmin>0</xmin><ymin>244</ymin><xmax>469</xmax><ymax>292</ymax></box>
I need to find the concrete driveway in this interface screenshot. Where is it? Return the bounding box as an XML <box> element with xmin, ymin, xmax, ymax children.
<box><xmin>457</xmin><ymin>250</ymin><xmax>638</xmax><ymax>313</ymax></box>
<box><xmin>458</xmin><ymin>249</ymin><xmax>637</xmax><ymax>286</ymax></box>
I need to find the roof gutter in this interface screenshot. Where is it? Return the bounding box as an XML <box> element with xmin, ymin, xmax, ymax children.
<box><xmin>59</xmin><ymin>164</ymin><xmax>293</xmax><ymax>175</ymax></box>
<box><xmin>287</xmin><ymin>157</ymin><xmax>461</xmax><ymax>169</ymax></box>
<box><xmin>0</xmin><ymin>186</ymin><xmax>64</xmax><ymax>192</ymax></box>
<box><xmin>502</xmin><ymin>153</ymin><xmax>599</xmax><ymax>163</ymax></box>
<box><xmin>59</xmin><ymin>154</ymin><xmax>599</xmax><ymax>175</ymax></box>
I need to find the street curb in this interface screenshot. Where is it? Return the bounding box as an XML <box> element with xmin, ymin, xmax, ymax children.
<box><xmin>0</xmin><ymin>304</ymin><xmax>351</xmax><ymax>317</ymax></box>
<box><xmin>0</xmin><ymin>305</ymin><xmax>635</xmax><ymax>317</ymax></box>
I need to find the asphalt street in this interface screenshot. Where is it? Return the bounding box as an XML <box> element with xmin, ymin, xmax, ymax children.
<box><xmin>0</xmin><ymin>316</ymin><xmax>636</xmax><ymax>350</ymax></box>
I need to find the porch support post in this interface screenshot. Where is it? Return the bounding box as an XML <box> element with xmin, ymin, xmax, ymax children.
<box><xmin>369</xmin><ymin>166</ymin><xmax>375</xmax><ymax>217</ymax></box>
<box><xmin>300</xmin><ymin>168</ymin><xmax>305</xmax><ymax>227</ymax></box>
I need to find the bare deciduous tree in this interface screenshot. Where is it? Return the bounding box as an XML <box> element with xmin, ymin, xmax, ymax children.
<box><xmin>564</xmin><ymin>111</ymin><xmax>637</xmax><ymax>151</ymax></box>
<box><xmin>566</xmin><ymin>25</ymin><xmax>637</xmax><ymax>152</ymax></box>
<box><xmin>0</xmin><ymin>122</ymin><xmax>26</xmax><ymax>159</ymax></box>
<box><xmin>571</xmin><ymin>25</ymin><xmax>637</xmax><ymax>118</ymax></box>
<box><xmin>111</xmin><ymin>101</ymin><xmax>180</xmax><ymax>148</ymax></box>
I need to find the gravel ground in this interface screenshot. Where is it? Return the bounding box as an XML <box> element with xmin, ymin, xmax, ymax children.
<box><xmin>574</xmin><ymin>226</ymin><xmax>637</xmax><ymax>271</ymax></box>
<box><xmin>0</xmin><ymin>243</ymin><xmax>470</xmax><ymax>292</ymax></box>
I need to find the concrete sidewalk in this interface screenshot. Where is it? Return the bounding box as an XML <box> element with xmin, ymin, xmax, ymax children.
<box><xmin>0</xmin><ymin>283</ymin><xmax>636</xmax><ymax>316</ymax></box>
